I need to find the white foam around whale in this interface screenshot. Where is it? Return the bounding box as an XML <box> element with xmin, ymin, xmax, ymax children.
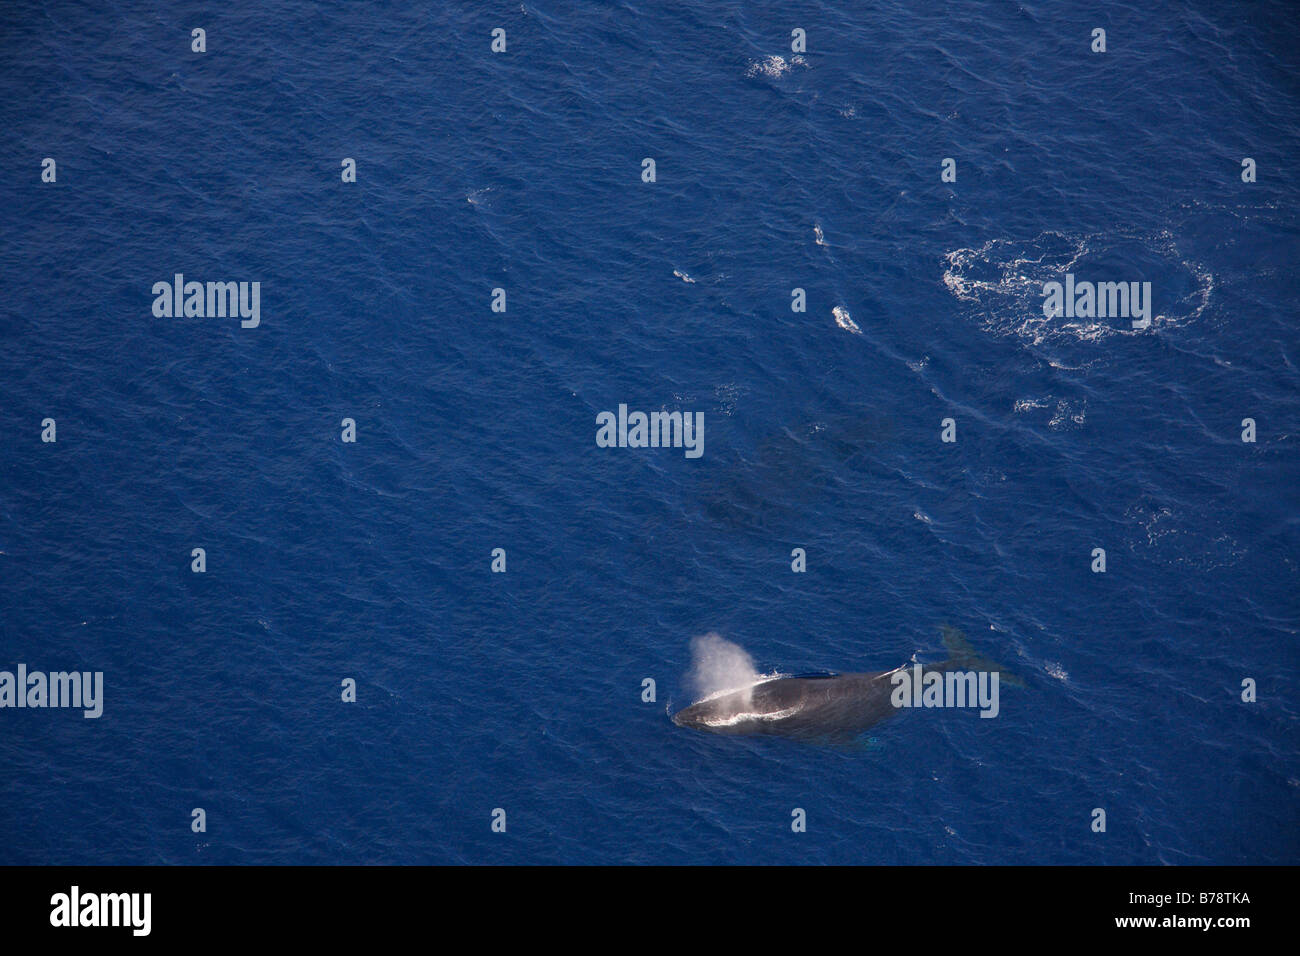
<box><xmin>700</xmin><ymin>702</ymin><xmax>800</xmax><ymax>727</ymax></box>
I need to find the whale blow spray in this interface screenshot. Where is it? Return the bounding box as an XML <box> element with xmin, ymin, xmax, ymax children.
<box><xmin>687</xmin><ymin>633</ymin><xmax>761</xmax><ymax>702</ymax></box>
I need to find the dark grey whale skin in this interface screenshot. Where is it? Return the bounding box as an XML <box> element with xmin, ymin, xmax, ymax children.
<box><xmin>671</xmin><ymin>628</ymin><xmax>1022</xmax><ymax>743</ymax></box>
<box><xmin>671</xmin><ymin>668</ymin><xmax>909</xmax><ymax>742</ymax></box>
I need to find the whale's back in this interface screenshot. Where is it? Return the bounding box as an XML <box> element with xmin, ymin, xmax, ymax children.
<box><xmin>672</xmin><ymin>670</ymin><xmax>901</xmax><ymax>740</ymax></box>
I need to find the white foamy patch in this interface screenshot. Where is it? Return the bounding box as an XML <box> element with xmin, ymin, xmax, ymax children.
<box><xmin>813</xmin><ymin>223</ymin><xmax>827</xmax><ymax>246</ymax></box>
<box><xmin>701</xmin><ymin>700</ymin><xmax>799</xmax><ymax>727</ymax></box>
<box><xmin>832</xmin><ymin>305</ymin><xmax>861</xmax><ymax>334</ymax></box>
<box><xmin>1044</xmin><ymin>661</ymin><xmax>1068</xmax><ymax>681</ymax></box>
<box><xmin>466</xmin><ymin>187</ymin><xmax>495</xmax><ymax>206</ymax></box>
<box><xmin>673</xmin><ymin>269</ymin><xmax>696</xmax><ymax>283</ymax></box>
<box><xmin>942</xmin><ymin>233</ymin><xmax>1089</xmax><ymax>348</ymax></box>
<box><xmin>1013</xmin><ymin>398</ymin><xmax>1051</xmax><ymax>414</ymax></box>
<box><xmin>1014</xmin><ymin>396</ymin><xmax>1086</xmax><ymax>429</ymax></box>
<box><xmin>746</xmin><ymin>54</ymin><xmax>808</xmax><ymax>79</ymax></box>
<box><xmin>941</xmin><ymin>229</ymin><xmax>1215</xmax><ymax>355</ymax></box>
<box><xmin>713</xmin><ymin>382</ymin><xmax>746</xmax><ymax>416</ymax></box>
<box><xmin>1124</xmin><ymin>503</ymin><xmax>1245</xmax><ymax>571</ymax></box>
<box><xmin>1047</xmin><ymin>398</ymin><xmax>1087</xmax><ymax>430</ymax></box>
<box><xmin>748</xmin><ymin>54</ymin><xmax>790</xmax><ymax>77</ymax></box>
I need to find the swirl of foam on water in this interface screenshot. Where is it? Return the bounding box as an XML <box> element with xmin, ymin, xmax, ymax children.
<box><xmin>941</xmin><ymin>229</ymin><xmax>1214</xmax><ymax>355</ymax></box>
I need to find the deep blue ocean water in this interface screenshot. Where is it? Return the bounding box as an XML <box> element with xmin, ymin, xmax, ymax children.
<box><xmin>1</xmin><ymin>1</ymin><xmax>1297</xmax><ymax>865</ymax></box>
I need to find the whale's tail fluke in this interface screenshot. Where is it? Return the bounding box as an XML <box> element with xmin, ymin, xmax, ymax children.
<box><xmin>939</xmin><ymin>625</ymin><xmax>1026</xmax><ymax>688</ymax></box>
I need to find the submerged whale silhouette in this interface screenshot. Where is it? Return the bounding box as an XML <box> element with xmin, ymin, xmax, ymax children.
<box><xmin>692</xmin><ymin>409</ymin><xmax>894</xmax><ymax>535</ymax></box>
<box><xmin>671</xmin><ymin>627</ymin><xmax>1023</xmax><ymax>742</ymax></box>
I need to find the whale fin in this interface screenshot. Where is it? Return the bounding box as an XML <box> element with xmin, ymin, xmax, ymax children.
<box><xmin>940</xmin><ymin>625</ymin><xmax>1026</xmax><ymax>688</ymax></box>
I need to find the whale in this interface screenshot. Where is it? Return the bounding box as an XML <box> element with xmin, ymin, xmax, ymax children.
<box><xmin>671</xmin><ymin>627</ymin><xmax>1023</xmax><ymax>743</ymax></box>
<box><xmin>691</xmin><ymin>408</ymin><xmax>894</xmax><ymax>535</ymax></box>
